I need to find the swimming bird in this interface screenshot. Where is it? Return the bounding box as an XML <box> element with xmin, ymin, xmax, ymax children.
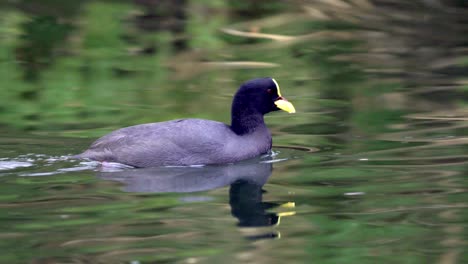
<box><xmin>75</xmin><ymin>77</ymin><xmax>295</xmax><ymax>167</ymax></box>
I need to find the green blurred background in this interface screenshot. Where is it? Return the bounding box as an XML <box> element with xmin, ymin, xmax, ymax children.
<box><xmin>1</xmin><ymin>1</ymin><xmax>468</xmax><ymax>263</ymax></box>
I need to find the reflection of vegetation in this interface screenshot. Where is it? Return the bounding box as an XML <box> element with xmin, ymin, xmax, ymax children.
<box><xmin>1</xmin><ymin>0</ymin><xmax>468</xmax><ymax>263</ymax></box>
<box><xmin>17</xmin><ymin>16</ymin><xmax>72</xmax><ymax>81</ymax></box>
<box><xmin>228</xmin><ymin>0</ymin><xmax>287</xmax><ymax>19</ymax></box>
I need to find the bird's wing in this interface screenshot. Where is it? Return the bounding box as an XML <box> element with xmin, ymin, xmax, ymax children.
<box><xmin>83</xmin><ymin>119</ymin><xmax>231</xmax><ymax>166</ymax></box>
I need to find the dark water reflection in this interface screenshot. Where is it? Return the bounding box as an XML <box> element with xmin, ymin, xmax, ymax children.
<box><xmin>98</xmin><ymin>159</ymin><xmax>273</xmax><ymax>193</ymax></box>
<box><xmin>1</xmin><ymin>0</ymin><xmax>468</xmax><ymax>263</ymax></box>
<box><xmin>98</xmin><ymin>160</ymin><xmax>294</xmax><ymax>230</ymax></box>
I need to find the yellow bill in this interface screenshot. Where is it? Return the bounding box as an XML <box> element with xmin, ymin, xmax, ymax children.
<box><xmin>275</xmin><ymin>99</ymin><xmax>296</xmax><ymax>113</ymax></box>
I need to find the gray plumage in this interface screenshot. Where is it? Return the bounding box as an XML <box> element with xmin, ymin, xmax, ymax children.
<box><xmin>77</xmin><ymin>119</ymin><xmax>271</xmax><ymax>167</ymax></box>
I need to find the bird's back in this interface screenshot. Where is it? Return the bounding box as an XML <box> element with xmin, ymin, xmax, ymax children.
<box><xmin>77</xmin><ymin>119</ymin><xmax>260</xmax><ymax>167</ymax></box>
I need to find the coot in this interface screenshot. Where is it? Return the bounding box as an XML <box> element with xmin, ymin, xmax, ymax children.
<box><xmin>75</xmin><ymin>77</ymin><xmax>295</xmax><ymax>167</ymax></box>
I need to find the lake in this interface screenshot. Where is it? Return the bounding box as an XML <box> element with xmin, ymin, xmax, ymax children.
<box><xmin>1</xmin><ymin>1</ymin><xmax>468</xmax><ymax>263</ymax></box>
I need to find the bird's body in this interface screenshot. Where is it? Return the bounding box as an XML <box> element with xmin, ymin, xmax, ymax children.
<box><xmin>78</xmin><ymin>118</ymin><xmax>272</xmax><ymax>167</ymax></box>
<box><xmin>76</xmin><ymin>78</ymin><xmax>295</xmax><ymax>167</ymax></box>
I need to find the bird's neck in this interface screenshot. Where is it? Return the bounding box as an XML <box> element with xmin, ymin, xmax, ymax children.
<box><xmin>230</xmin><ymin>107</ymin><xmax>266</xmax><ymax>135</ymax></box>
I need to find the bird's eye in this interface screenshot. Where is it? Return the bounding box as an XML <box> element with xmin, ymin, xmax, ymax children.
<box><xmin>267</xmin><ymin>89</ymin><xmax>272</xmax><ymax>93</ymax></box>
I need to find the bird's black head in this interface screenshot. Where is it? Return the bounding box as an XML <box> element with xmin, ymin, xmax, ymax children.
<box><xmin>231</xmin><ymin>77</ymin><xmax>295</xmax><ymax>135</ymax></box>
<box><xmin>232</xmin><ymin>77</ymin><xmax>295</xmax><ymax>115</ymax></box>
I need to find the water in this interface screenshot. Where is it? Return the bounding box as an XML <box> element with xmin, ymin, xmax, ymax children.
<box><xmin>1</xmin><ymin>1</ymin><xmax>468</xmax><ymax>263</ymax></box>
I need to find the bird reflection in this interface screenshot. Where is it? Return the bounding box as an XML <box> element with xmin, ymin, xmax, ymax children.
<box><xmin>230</xmin><ymin>179</ymin><xmax>279</xmax><ymax>227</ymax></box>
<box><xmin>98</xmin><ymin>158</ymin><xmax>295</xmax><ymax>239</ymax></box>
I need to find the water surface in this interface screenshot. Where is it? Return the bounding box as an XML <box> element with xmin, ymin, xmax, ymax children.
<box><xmin>1</xmin><ymin>1</ymin><xmax>468</xmax><ymax>263</ymax></box>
